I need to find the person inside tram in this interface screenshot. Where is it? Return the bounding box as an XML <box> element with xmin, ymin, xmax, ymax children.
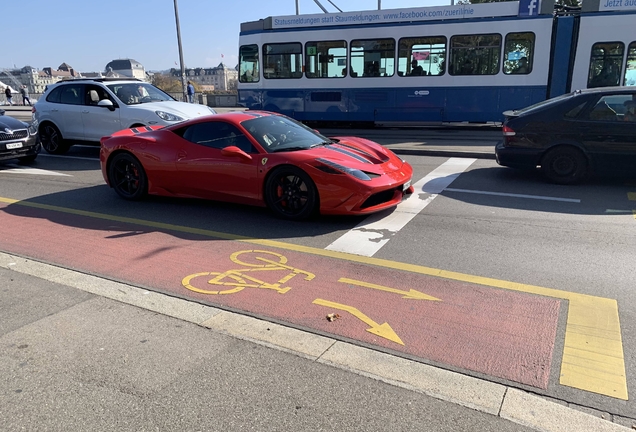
<box><xmin>590</xmin><ymin>57</ymin><xmax>620</xmax><ymax>88</ymax></box>
<box><xmin>410</xmin><ymin>59</ymin><xmax>424</xmax><ymax>76</ymax></box>
<box><xmin>515</xmin><ymin>57</ymin><xmax>529</xmax><ymax>74</ymax></box>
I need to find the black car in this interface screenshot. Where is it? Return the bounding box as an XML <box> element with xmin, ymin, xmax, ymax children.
<box><xmin>0</xmin><ymin>109</ymin><xmax>40</xmax><ymax>164</ymax></box>
<box><xmin>495</xmin><ymin>87</ymin><xmax>636</xmax><ymax>184</ymax></box>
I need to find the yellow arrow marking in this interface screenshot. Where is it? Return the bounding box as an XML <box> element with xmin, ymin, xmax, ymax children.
<box><xmin>339</xmin><ymin>277</ymin><xmax>441</xmax><ymax>301</ymax></box>
<box><xmin>312</xmin><ymin>299</ymin><xmax>404</xmax><ymax>345</ymax></box>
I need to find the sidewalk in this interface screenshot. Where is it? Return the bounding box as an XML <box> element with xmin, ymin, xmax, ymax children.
<box><xmin>0</xmin><ymin>252</ymin><xmax>629</xmax><ymax>431</ymax></box>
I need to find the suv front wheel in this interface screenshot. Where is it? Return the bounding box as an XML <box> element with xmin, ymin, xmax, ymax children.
<box><xmin>39</xmin><ymin>123</ymin><xmax>70</xmax><ymax>155</ymax></box>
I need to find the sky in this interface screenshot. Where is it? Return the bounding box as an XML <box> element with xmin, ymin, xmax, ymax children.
<box><xmin>4</xmin><ymin>0</ymin><xmax>443</xmax><ymax>73</ymax></box>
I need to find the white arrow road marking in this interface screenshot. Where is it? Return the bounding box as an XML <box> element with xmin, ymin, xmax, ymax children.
<box><xmin>0</xmin><ymin>165</ymin><xmax>71</xmax><ymax>176</ymax></box>
<box><xmin>326</xmin><ymin>158</ymin><xmax>476</xmax><ymax>257</ymax></box>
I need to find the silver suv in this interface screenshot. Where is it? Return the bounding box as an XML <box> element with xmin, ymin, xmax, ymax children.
<box><xmin>33</xmin><ymin>78</ymin><xmax>216</xmax><ymax>154</ymax></box>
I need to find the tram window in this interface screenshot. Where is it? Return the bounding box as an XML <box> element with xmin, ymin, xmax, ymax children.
<box><xmin>503</xmin><ymin>32</ymin><xmax>535</xmax><ymax>75</ymax></box>
<box><xmin>263</xmin><ymin>43</ymin><xmax>303</xmax><ymax>79</ymax></box>
<box><xmin>625</xmin><ymin>42</ymin><xmax>636</xmax><ymax>86</ymax></box>
<box><xmin>449</xmin><ymin>34</ymin><xmax>501</xmax><ymax>76</ymax></box>
<box><xmin>398</xmin><ymin>37</ymin><xmax>446</xmax><ymax>77</ymax></box>
<box><xmin>305</xmin><ymin>40</ymin><xmax>347</xmax><ymax>78</ymax></box>
<box><xmin>239</xmin><ymin>44</ymin><xmax>259</xmax><ymax>83</ymax></box>
<box><xmin>350</xmin><ymin>38</ymin><xmax>395</xmax><ymax>78</ymax></box>
<box><xmin>588</xmin><ymin>42</ymin><xmax>624</xmax><ymax>88</ymax></box>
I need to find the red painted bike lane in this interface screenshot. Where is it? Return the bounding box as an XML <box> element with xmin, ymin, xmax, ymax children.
<box><xmin>0</xmin><ymin>202</ymin><xmax>561</xmax><ymax>390</ymax></box>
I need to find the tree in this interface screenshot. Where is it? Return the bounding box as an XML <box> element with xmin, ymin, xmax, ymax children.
<box><xmin>150</xmin><ymin>73</ymin><xmax>182</xmax><ymax>93</ymax></box>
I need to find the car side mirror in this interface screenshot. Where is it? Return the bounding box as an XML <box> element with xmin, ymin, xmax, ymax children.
<box><xmin>221</xmin><ymin>145</ymin><xmax>252</xmax><ymax>161</ymax></box>
<box><xmin>97</xmin><ymin>99</ymin><xmax>116</xmax><ymax>111</ymax></box>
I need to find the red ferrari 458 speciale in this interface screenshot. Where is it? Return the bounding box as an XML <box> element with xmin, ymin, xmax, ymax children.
<box><xmin>100</xmin><ymin>111</ymin><xmax>413</xmax><ymax>220</ymax></box>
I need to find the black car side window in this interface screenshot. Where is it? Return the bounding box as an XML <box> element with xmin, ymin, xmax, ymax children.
<box><xmin>564</xmin><ymin>102</ymin><xmax>587</xmax><ymax>119</ymax></box>
<box><xmin>584</xmin><ymin>95</ymin><xmax>635</xmax><ymax>122</ymax></box>
<box><xmin>46</xmin><ymin>86</ymin><xmax>62</xmax><ymax>103</ymax></box>
<box><xmin>182</xmin><ymin>122</ymin><xmax>254</xmax><ymax>153</ymax></box>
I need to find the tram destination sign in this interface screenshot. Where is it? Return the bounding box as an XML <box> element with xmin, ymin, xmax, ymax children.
<box><xmin>270</xmin><ymin>2</ymin><xmax>522</xmax><ymax>30</ymax></box>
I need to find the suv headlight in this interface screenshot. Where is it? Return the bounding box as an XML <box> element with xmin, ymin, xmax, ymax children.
<box><xmin>155</xmin><ymin>111</ymin><xmax>184</xmax><ymax>122</ymax></box>
<box><xmin>27</xmin><ymin>122</ymin><xmax>38</xmax><ymax>136</ymax></box>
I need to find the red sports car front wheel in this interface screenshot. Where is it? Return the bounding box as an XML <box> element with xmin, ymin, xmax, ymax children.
<box><xmin>264</xmin><ymin>166</ymin><xmax>318</xmax><ymax>220</ymax></box>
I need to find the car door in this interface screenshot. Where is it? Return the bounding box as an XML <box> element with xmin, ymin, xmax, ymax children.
<box><xmin>575</xmin><ymin>92</ymin><xmax>636</xmax><ymax>173</ymax></box>
<box><xmin>174</xmin><ymin>120</ymin><xmax>260</xmax><ymax>203</ymax></box>
<box><xmin>80</xmin><ymin>84</ymin><xmax>121</xmax><ymax>142</ymax></box>
<box><xmin>55</xmin><ymin>84</ymin><xmax>85</xmax><ymax>140</ymax></box>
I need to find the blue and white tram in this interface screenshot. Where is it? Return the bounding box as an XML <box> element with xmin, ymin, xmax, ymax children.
<box><xmin>237</xmin><ymin>0</ymin><xmax>636</xmax><ymax>125</ymax></box>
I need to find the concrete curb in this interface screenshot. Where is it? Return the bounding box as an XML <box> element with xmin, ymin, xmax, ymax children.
<box><xmin>0</xmin><ymin>251</ymin><xmax>629</xmax><ymax>432</ymax></box>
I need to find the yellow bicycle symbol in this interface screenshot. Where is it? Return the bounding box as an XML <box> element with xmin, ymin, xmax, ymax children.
<box><xmin>182</xmin><ymin>250</ymin><xmax>315</xmax><ymax>295</ymax></box>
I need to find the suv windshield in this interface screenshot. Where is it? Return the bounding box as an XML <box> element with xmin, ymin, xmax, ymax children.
<box><xmin>241</xmin><ymin>115</ymin><xmax>331</xmax><ymax>153</ymax></box>
<box><xmin>107</xmin><ymin>83</ymin><xmax>175</xmax><ymax>106</ymax></box>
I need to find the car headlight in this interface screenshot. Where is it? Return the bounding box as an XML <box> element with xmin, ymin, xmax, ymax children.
<box><xmin>315</xmin><ymin>158</ymin><xmax>372</xmax><ymax>181</ymax></box>
<box><xmin>27</xmin><ymin>123</ymin><xmax>38</xmax><ymax>136</ymax></box>
<box><xmin>155</xmin><ymin>111</ymin><xmax>184</xmax><ymax>122</ymax></box>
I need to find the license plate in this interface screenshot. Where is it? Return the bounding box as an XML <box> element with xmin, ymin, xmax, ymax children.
<box><xmin>402</xmin><ymin>180</ymin><xmax>411</xmax><ymax>191</ymax></box>
<box><xmin>6</xmin><ymin>143</ymin><xmax>23</xmax><ymax>149</ymax></box>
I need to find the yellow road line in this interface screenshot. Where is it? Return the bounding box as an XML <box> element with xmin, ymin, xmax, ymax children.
<box><xmin>0</xmin><ymin>196</ymin><xmax>627</xmax><ymax>399</ymax></box>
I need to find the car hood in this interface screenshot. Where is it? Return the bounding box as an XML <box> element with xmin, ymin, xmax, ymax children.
<box><xmin>0</xmin><ymin>114</ymin><xmax>28</xmax><ymax>131</ymax></box>
<box><xmin>300</xmin><ymin>136</ymin><xmax>402</xmax><ymax>173</ymax></box>
<box><xmin>129</xmin><ymin>101</ymin><xmax>215</xmax><ymax>119</ymax></box>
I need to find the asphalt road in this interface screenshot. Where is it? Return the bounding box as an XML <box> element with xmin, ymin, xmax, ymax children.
<box><xmin>1</xmin><ymin>141</ymin><xmax>635</xmax><ymax>430</ymax></box>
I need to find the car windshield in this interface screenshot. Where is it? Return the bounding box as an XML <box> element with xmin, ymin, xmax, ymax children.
<box><xmin>107</xmin><ymin>83</ymin><xmax>175</xmax><ymax>106</ymax></box>
<box><xmin>241</xmin><ymin>115</ymin><xmax>332</xmax><ymax>153</ymax></box>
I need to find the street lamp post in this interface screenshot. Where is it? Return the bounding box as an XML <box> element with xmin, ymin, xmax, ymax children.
<box><xmin>173</xmin><ymin>0</ymin><xmax>187</xmax><ymax>102</ymax></box>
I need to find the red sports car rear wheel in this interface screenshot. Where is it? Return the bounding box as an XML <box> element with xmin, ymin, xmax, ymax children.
<box><xmin>264</xmin><ymin>166</ymin><xmax>318</xmax><ymax>220</ymax></box>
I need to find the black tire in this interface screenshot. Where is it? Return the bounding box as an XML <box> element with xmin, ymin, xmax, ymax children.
<box><xmin>17</xmin><ymin>154</ymin><xmax>37</xmax><ymax>165</ymax></box>
<box><xmin>541</xmin><ymin>147</ymin><xmax>587</xmax><ymax>185</ymax></box>
<box><xmin>108</xmin><ymin>153</ymin><xmax>148</xmax><ymax>200</ymax></box>
<box><xmin>39</xmin><ymin>123</ymin><xmax>70</xmax><ymax>155</ymax></box>
<box><xmin>264</xmin><ymin>166</ymin><xmax>318</xmax><ymax>220</ymax></box>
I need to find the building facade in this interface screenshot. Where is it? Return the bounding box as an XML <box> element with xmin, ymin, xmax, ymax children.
<box><xmin>104</xmin><ymin>58</ymin><xmax>146</xmax><ymax>80</ymax></box>
<box><xmin>170</xmin><ymin>63</ymin><xmax>238</xmax><ymax>91</ymax></box>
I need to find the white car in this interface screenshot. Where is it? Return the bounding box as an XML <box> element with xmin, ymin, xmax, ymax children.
<box><xmin>33</xmin><ymin>78</ymin><xmax>216</xmax><ymax>154</ymax></box>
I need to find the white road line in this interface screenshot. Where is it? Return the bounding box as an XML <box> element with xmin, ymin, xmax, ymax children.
<box><xmin>326</xmin><ymin>158</ymin><xmax>476</xmax><ymax>257</ymax></box>
<box><xmin>0</xmin><ymin>165</ymin><xmax>71</xmax><ymax>176</ymax></box>
<box><xmin>445</xmin><ymin>188</ymin><xmax>581</xmax><ymax>203</ymax></box>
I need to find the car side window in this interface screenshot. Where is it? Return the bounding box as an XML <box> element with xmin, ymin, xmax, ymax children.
<box><xmin>584</xmin><ymin>94</ymin><xmax>636</xmax><ymax>122</ymax></box>
<box><xmin>84</xmin><ymin>84</ymin><xmax>112</xmax><ymax>106</ymax></box>
<box><xmin>182</xmin><ymin>122</ymin><xmax>254</xmax><ymax>153</ymax></box>
<box><xmin>59</xmin><ymin>85</ymin><xmax>83</xmax><ymax>105</ymax></box>
<box><xmin>46</xmin><ymin>86</ymin><xmax>62</xmax><ymax>103</ymax></box>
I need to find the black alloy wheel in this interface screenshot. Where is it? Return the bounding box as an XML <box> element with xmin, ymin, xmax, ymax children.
<box><xmin>39</xmin><ymin>123</ymin><xmax>69</xmax><ymax>154</ymax></box>
<box><xmin>108</xmin><ymin>153</ymin><xmax>148</xmax><ymax>200</ymax></box>
<box><xmin>264</xmin><ymin>166</ymin><xmax>318</xmax><ymax>220</ymax></box>
<box><xmin>541</xmin><ymin>146</ymin><xmax>587</xmax><ymax>185</ymax></box>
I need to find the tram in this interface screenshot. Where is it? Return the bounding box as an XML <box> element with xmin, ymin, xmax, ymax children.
<box><xmin>237</xmin><ymin>0</ymin><xmax>636</xmax><ymax>125</ymax></box>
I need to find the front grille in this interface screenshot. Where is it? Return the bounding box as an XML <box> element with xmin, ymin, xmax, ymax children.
<box><xmin>361</xmin><ymin>186</ymin><xmax>400</xmax><ymax>209</ymax></box>
<box><xmin>0</xmin><ymin>129</ymin><xmax>28</xmax><ymax>142</ymax></box>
